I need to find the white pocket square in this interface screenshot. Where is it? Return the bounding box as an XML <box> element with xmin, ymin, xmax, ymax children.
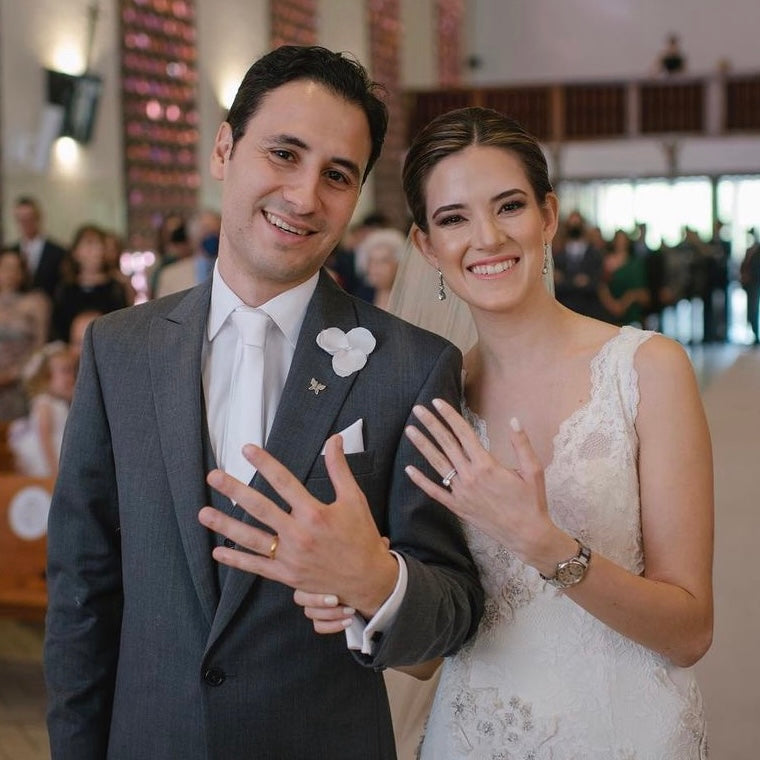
<box><xmin>320</xmin><ymin>418</ymin><xmax>364</xmax><ymax>455</ymax></box>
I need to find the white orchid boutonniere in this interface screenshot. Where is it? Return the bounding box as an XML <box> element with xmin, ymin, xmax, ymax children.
<box><xmin>316</xmin><ymin>327</ymin><xmax>376</xmax><ymax>378</ymax></box>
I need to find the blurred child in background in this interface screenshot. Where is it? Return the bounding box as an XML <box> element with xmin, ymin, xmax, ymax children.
<box><xmin>8</xmin><ymin>342</ymin><xmax>77</xmax><ymax>477</ymax></box>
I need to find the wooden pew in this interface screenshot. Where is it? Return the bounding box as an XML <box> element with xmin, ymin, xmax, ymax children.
<box><xmin>0</xmin><ymin>474</ymin><xmax>55</xmax><ymax>621</ymax></box>
<box><xmin>0</xmin><ymin>420</ymin><xmax>16</xmax><ymax>472</ymax></box>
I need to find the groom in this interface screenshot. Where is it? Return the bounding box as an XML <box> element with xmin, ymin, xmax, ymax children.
<box><xmin>44</xmin><ymin>45</ymin><xmax>483</xmax><ymax>759</ymax></box>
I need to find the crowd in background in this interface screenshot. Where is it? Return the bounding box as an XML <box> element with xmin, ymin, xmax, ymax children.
<box><xmin>552</xmin><ymin>211</ymin><xmax>737</xmax><ymax>343</ymax></box>
<box><xmin>0</xmin><ymin>193</ymin><xmax>757</xmax><ymax>479</ymax></box>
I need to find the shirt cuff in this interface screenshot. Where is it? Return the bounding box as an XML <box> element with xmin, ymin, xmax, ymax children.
<box><xmin>345</xmin><ymin>551</ymin><xmax>408</xmax><ymax>655</ymax></box>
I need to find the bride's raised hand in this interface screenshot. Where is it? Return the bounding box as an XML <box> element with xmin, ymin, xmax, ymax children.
<box><xmin>404</xmin><ymin>398</ymin><xmax>553</xmax><ymax>561</ymax></box>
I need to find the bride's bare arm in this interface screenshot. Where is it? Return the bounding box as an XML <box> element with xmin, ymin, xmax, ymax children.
<box><xmin>561</xmin><ymin>335</ymin><xmax>713</xmax><ymax>667</ymax></box>
<box><xmin>404</xmin><ymin>337</ymin><xmax>713</xmax><ymax>668</ymax></box>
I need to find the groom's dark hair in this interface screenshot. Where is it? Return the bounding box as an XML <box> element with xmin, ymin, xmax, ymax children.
<box><xmin>225</xmin><ymin>45</ymin><xmax>388</xmax><ymax>183</ymax></box>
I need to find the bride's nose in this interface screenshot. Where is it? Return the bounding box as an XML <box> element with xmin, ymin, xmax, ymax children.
<box><xmin>471</xmin><ymin>215</ymin><xmax>506</xmax><ymax>252</ymax></box>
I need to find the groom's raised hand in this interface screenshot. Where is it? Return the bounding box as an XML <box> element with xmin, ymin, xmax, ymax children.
<box><xmin>197</xmin><ymin>435</ymin><xmax>399</xmax><ymax>618</ymax></box>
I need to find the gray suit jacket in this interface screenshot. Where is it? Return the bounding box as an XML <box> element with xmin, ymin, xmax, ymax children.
<box><xmin>44</xmin><ymin>271</ymin><xmax>483</xmax><ymax>760</ymax></box>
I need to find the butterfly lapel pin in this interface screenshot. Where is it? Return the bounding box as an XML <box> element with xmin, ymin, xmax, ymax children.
<box><xmin>308</xmin><ymin>378</ymin><xmax>327</xmax><ymax>395</ymax></box>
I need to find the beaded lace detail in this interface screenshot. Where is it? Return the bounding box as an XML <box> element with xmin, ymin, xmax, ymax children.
<box><xmin>421</xmin><ymin>327</ymin><xmax>708</xmax><ymax>760</ymax></box>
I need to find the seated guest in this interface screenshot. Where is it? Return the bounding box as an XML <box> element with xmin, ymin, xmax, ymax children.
<box><xmin>8</xmin><ymin>342</ymin><xmax>76</xmax><ymax>477</ymax></box>
<box><xmin>154</xmin><ymin>210</ymin><xmax>221</xmax><ymax>297</ymax></box>
<box><xmin>148</xmin><ymin>218</ymin><xmax>190</xmax><ymax>298</ymax></box>
<box><xmin>354</xmin><ymin>227</ymin><xmax>406</xmax><ymax>311</ymax></box>
<box><xmin>68</xmin><ymin>309</ymin><xmax>102</xmax><ymax>361</ymax></box>
<box><xmin>0</xmin><ymin>247</ymin><xmax>50</xmax><ymax>421</ymax></box>
<box><xmin>327</xmin><ymin>211</ymin><xmax>390</xmax><ymax>300</ymax></box>
<box><xmin>51</xmin><ymin>224</ymin><xmax>129</xmax><ymax>341</ymax></box>
<box><xmin>103</xmin><ymin>230</ymin><xmax>137</xmax><ymax>305</ymax></box>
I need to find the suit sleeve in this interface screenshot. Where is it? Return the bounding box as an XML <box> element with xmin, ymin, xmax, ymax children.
<box><xmin>44</xmin><ymin>320</ymin><xmax>123</xmax><ymax>758</ymax></box>
<box><xmin>362</xmin><ymin>340</ymin><xmax>484</xmax><ymax>668</ymax></box>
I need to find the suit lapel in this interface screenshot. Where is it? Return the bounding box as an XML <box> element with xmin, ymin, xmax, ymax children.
<box><xmin>210</xmin><ymin>271</ymin><xmax>362</xmax><ymax>642</ymax></box>
<box><xmin>150</xmin><ymin>281</ymin><xmax>219</xmax><ymax>628</ymax></box>
<box><xmin>263</xmin><ymin>271</ymin><xmax>362</xmax><ymax>493</ymax></box>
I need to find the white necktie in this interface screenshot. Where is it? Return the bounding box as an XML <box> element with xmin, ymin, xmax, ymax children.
<box><xmin>222</xmin><ymin>307</ymin><xmax>271</xmax><ymax>484</ymax></box>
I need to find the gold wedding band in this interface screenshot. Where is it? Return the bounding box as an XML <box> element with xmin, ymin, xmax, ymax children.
<box><xmin>268</xmin><ymin>534</ymin><xmax>280</xmax><ymax>560</ymax></box>
<box><xmin>442</xmin><ymin>468</ymin><xmax>458</xmax><ymax>487</ymax></box>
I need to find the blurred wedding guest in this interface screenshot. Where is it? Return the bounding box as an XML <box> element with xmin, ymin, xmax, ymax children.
<box><xmin>599</xmin><ymin>229</ymin><xmax>650</xmax><ymax>326</ymax></box>
<box><xmin>327</xmin><ymin>211</ymin><xmax>389</xmax><ymax>299</ymax></box>
<box><xmin>703</xmin><ymin>220</ymin><xmax>730</xmax><ymax>343</ymax></box>
<box><xmin>154</xmin><ymin>210</ymin><xmax>221</xmax><ymax>297</ymax></box>
<box><xmin>354</xmin><ymin>227</ymin><xmax>405</xmax><ymax>311</ymax></box>
<box><xmin>9</xmin><ymin>195</ymin><xmax>67</xmax><ymax>299</ymax></box>
<box><xmin>8</xmin><ymin>342</ymin><xmax>76</xmax><ymax>477</ymax></box>
<box><xmin>587</xmin><ymin>225</ymin><xmax>607</xmax><ymax>254</ymax></box>
<box><xmin>740</xmin><ymin>229</ymin><xmax>760</xmax><ymax>345</ymax></box>
<box><xmin>103</xmin><ymin>230</ymin><xmax>137</xmax><ymax>305</ymax></box>
<box><xmin>155</xmin><ymin>211</ymin><xmax>185</xmax><ymax>258</ymax></box>
<box><xmin>632</xmin><ymin>222</ymin><xmax>651</xmax><ymax>259</ymax></box>
<box><xmin>654</xmin><ymin>33</ymin><xmax>687</xmax><ymax>76</ymax></box>
<box><xmin>51</xmin><ymin>224</ymin><xmax>129</xmax><ymax>341</ymax></box>
<box><xmin>148</xmin><ymin>215</ymin><xmax>189</xmax><ymax>298</ymax></box>
<box><xmin>553</xmin><ymin>211</ymin><xmax>605</xmax><ymax>319</ymax></box>
<box><xmin>0</xmin><ymin>247</ymin><xmax>51</xmax><ymax>421</ymax></box>
<box><xmin>68</xmin><ymin>310</ymin><xmax>102</xmax><ymax>361</ymax></box>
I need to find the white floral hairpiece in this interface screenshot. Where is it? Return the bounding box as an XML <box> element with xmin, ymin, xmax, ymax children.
<box><xmin>316</xmin><ymin>327</ymin><xmax>376</xmax><ymax>377</ymax></box>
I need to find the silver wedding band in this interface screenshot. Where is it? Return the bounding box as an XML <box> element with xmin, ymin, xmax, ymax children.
<box><xmin>442</xmin><ymin>468</ymin><xmax>458</xmax><ymax>488</ymax></box>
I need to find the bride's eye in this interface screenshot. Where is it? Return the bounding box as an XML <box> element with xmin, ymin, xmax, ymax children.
<box><xmin>499</xmin><ymin>199</ymin><xmax>525</xmax><ymax>214</ymax></box>
<box><xmin>438</xmin><ymin>214</ymin><xmax>464</xmax><ymax>227</ymax></box>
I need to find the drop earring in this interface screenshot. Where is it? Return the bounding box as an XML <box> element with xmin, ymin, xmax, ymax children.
<box><xmin>437</xmin><ymin>269</ymin><xmax>447</xmax><ymax>301</ymax></box>
<box><xmin>542</xmin><ymin>242</ymin><xmax>551</xmax><ymax>275</ymax></box>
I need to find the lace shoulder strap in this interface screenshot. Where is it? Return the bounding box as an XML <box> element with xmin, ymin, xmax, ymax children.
<box><xmin>592</xmin><ymin>326</ymin><xmax>655</xmax><ymax>429</ymax></box>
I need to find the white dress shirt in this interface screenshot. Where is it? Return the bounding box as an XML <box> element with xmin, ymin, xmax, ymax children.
<box><xmin>202</xmin><ymin>263</ymin><xmax>406</xmax><ymax>654</ymax></box>
<box><xmin>21</xmin><ymin>235</ymin><xmax>44</xmax><ymax>274</ymax></box>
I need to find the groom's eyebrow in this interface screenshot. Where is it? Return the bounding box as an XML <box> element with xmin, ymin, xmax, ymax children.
<box><xmin>270</xmin><ymin>133</ymin><xmax>362</xmax><ymax>183</ymax></box>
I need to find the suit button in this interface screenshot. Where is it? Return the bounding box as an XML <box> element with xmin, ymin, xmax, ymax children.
<box><xmin>223</xmin><ymin>538</ymin><xmax>235</xmax><ymax>548</ymax></box>
<box><xmin>203</xmin><ymin>667</ymin><xmax>226</xmax><ymax>687</ymax></box>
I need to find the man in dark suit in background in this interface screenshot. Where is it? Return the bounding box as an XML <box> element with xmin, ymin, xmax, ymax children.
<box><xmin>44</xmin><ymin>45</ymin><xmax>483</xmax><ymax>760</ymax></box>
<box><xmin>10</xmin><ymin>195</ymin><xmax>66</xmax><ymax>299</ymax></box>
<box><xmin>553</xmin><ymin>210</ymin><xmax>605</xmax><ymax>320</ymax></box>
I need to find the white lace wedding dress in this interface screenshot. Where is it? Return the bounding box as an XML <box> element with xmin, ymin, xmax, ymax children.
<box><xmin>420</xmin><ymin>327</ymin><xmax>708</xmax><ymax>760</ymax></box>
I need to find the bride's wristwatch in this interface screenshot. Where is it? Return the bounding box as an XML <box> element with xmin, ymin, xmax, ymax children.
<box><xmin>540</xmin><ymin>539</ymin><xmax>591</xmax><ymax>589</ymax></box>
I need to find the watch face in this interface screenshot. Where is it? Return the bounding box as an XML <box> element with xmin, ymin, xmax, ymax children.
<box><xmin>556</xmin><ymin>560</ymin><xmax>585</xmax><ymax>585</ymax></box>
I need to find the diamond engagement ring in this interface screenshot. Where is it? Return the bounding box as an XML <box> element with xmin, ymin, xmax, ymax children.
<box><xmin>442</xmin><ymin>468</ymin><xmax>458</xmax><ymax>487</ymax></box>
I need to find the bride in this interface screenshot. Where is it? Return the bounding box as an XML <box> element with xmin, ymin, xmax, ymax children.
<box><xmin>300</xmin><ymin>107</ymin><xmax>713</xmax><ymax>759</ymax></box>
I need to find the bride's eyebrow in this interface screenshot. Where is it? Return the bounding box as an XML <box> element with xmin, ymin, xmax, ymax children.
<box><xmin>431</xmin><ymin>202</ymin><xmax>465</xmax><ymax>220</ymax></box>
<box><xmin>431</xmin><ymin>188</ymin><xmax>527</xmax><ymax>221</ymax></box>
<box><xmin>492</xmin><ymin>188</ymin><xmax>527</xmax><ymax>203</ymax></box>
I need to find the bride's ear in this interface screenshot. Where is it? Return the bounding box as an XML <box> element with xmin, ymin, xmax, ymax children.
<box><xmin>411</xmin><ymin>224</ymin><xmax>439</xmax><ymax>270</ymax></box>
<box><xmin>542</xmin><ymin>192</ymin><xmax>560</xmax><ymax>240</ymax></box>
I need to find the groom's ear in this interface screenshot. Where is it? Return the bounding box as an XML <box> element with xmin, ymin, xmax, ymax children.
<box><xmin>210</xmin><ymin>122</ymin><xmax>233</xmax><ymax>180</ymax></box>
<box><xmin>411</xmin><ymin>225</ymin><xmax>439</xmax><ymax>270</ymax></box>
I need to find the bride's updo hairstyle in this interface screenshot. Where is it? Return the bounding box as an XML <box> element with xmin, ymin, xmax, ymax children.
<box><xmin>402</xmin><ymin>107</ymin><xmax>553</xmax><ymax>233</ymax></box>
